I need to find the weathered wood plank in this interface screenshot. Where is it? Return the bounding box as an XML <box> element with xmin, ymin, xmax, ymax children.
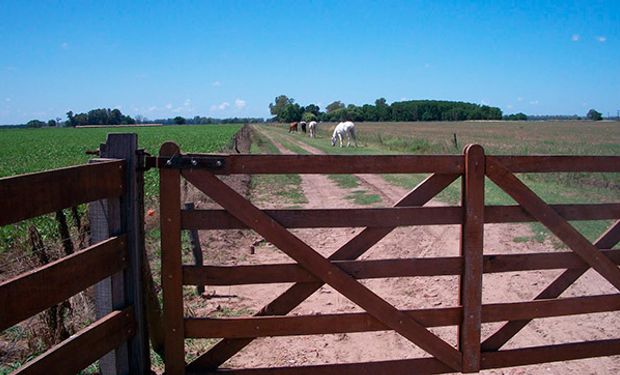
<box><xmin>485</xmin><ymin>203</ymin><xmax>620</xmax><ymax>223</ymax></box>
<box><xmin>459</xmin><ymin>145</ymin><xmax>485</xmax><ymax>372</ymax></box>
<box><xmin>184</xmin><ymin>294</ymin><xmax>620</xmax><ymax>339</ymax></box>
<box><xmin>183</xmin><ymin>339</ymin><xmax>620</xmax><ymax>375</ymax></box>
<box><xmin>490</xmin><ymin>155</ymin><xmax>620</xmax><ymax>172</ymax></box>
<box><xmin>183</xmin><ymin>250</ymin><xmax>620</xmax><ymax>286</ymax></box>
<box><xmin>160</xmin><ymin>142</ymin><xmax>186</xmax><ymax>375</ymax></box>
<box><xmin>102</xmin><ymin>133</ymin><xmax>150</xmax><ymax>374</ymax></box>
<box><xmin>0</xmin><ymin>160</ymin><xmax>124</xmax><ymax>227</ymax></box>
<box><xmin>156</xmin><ymin>154</ymin><xmax>464</xmax><ymax>174</ymax></box>
<box><xmin>182</xmin><ymin>203</ymin><xmax>620</xmax><ymax>230</ymax></box>
<box><xmin>182</xmin><ymin>206</ymin><xmax>463</xmax><ymax>229</ymax></box>
<box><xmin>480</xmin><ymin>339</ymin><xmax>620</xmax><ymax>369</ymax></box>
<box><xmin>183</xmin><ymin>169</ymin><xmax>462</xmax><ymax>371</ymax></box>
<box><xmin>13</xmin><ymin>308</ymin><xmax>135</xmax><ymax>375</ymax></box>
<box><xmin>0</xmin><ymin>236</ymin><xmax>127</xmax><ymax>332</ymax></box>
<box><xmin>486</xmin><ymin>158</ymin><xmax>620</xmax><ymax>291</ymax></box>
<box><xmin>482</xmin><ymin>220</ymin><xmax>620</xmax><ymax>351</ymax></box>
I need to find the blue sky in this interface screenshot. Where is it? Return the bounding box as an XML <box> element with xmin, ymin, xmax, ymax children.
<box><xmin>1</xmin><ymin>1</ymin><xmax>619</xmax><ymax>124</ymax></box>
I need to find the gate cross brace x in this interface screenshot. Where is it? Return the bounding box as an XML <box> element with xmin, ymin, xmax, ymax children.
<box><xmin>187</xmin><ymin>171</ymin><xmax>459</xmax><ymax>371</ymax></box>
<box><xmin>482</xmin><ymin>219</ymin><xmax>620</xmax><ymax>351</ymax></box>
<box><xmin>482</xmin><ymin>157</ymin><xmax>620</xmax><ymax>350</ymax></box>
<box><xmin>182</xmin><ymin>168</ymin><xmax>462</xmax><ymax>371</ymax></box>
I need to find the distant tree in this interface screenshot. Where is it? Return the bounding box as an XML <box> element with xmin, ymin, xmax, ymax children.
<box><xmin>279</xmin><ymin>103</ymin><xmax>303</xmax><ymax>122</ymax></box>
<box><xmin>173</xmin><ymin>116</ymin><xmax>186</xmax><ymax>125</ymax></box>
<box><xmin>269</xmin><ymin>95</ymin><xmax>294</xmax><ymax>120</ymax></box>
<box><xmin>26</xmin><ymin>119</ymin><xmax>46</xmax><ymax>128</ymax></box>
<box><xmin>374</xmin><ymin>98</ymin><xmax>391</xmax><ymax>121</ymax></box>
<box><xmin>66</xmin><ymin>111</ymin><xmax>75</xmax><ymax>127</ymax></box>
<box><xmin>302</xmin><ymin>112</ymin><xmax>317</xmax><ymax>122</ymax></box>
<box><xmin>326</xmin><ymin>101</ymin><xmax>345</xmax><ymax>113</ymax></box>
<box><xmin>304</xmin><ymin>104</ymin><xmax>320</xmax><ymax>116</ymax></box>
<box><xmin>47</xmin><ymin>119</ymin><xmax>57</xmax><ymax>127</ymax></box>
<box><xmin>504</xmin><ymin>113</ymin><xmax>528</xmax><ymax>121</ymax></box>
<box><xmin>586</xmin><ymin>109</ymin><xmax>603</xmax><ymax>121</ymax></box>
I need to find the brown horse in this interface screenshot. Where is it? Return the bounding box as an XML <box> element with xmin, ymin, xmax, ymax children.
<box><xmin>288</xmin><ymin>122</ymin><xmax>298</xmax><ymax>132</ymax></box>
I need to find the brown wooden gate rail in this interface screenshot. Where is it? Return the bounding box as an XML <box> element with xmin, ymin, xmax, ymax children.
<box><xmin>158</xmin><ymin>142</ymin><xmax>620</xmax><ymax>374</ymax></box>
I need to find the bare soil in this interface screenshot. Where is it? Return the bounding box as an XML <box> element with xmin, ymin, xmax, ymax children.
<box><xmin>191</xmin><ymin>126</ymin><xmax>620</xmax><ymax>374</ymax></box>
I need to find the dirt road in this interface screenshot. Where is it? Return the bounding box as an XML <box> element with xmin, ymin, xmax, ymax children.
<box><xmin>196</xmin><ymin>126</ymin><xmax>620</xmax><ymax>374</ymax></box>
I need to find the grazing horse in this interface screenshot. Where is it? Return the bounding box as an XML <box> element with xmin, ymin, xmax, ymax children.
<box><xmin>331</xmin><ymin>121</ymin><xmax>358</xmax><ymax>147</ymax></box>
<box><xmin>288</xmin><ymin>122</ymin><xmax>298</xmax><ymax>132</ymax></box>
<box><xmin>300</xmin><ymin>121</ymin><xmax>307</xmax><ymax>133</ymax></box>
<box><xmin>308</xmin><ymin>121</ymin><xmax>317</xmax><ymax>138</ymax></box>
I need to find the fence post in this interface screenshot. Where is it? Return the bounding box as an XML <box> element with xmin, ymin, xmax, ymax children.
<box><xmin>90</xmin><ymin>133</ymin><xmax>150</xmax><ymax>374</ymax></box>
<box><xmin>184</xmin><ymin>203</ymin><xmax>205</xmax><ymax>296</ymax></box>
<box><xmin>459</xmin><ymin>144</ymin><xmax>485</xmax><ymax>372</ymax></box>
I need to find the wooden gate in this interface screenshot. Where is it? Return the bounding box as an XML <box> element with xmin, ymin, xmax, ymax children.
<box><xmin>156</xmin><ymin>142</ymin><xmax>620</xmax><ymax>374</ymax></box>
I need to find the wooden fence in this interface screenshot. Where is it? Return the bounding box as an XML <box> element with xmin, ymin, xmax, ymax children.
<box><xmin>0</xmin><ymin>134</ymin><xmax>149</xmax><ymax>374</ymax></box>
<box><xmin>157</xmin><ymin>142</ymin><xmax>620</xmax><ymax>374</ymax></box>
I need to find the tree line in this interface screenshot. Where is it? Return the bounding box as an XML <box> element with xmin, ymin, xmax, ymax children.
<box><xmin>154</xmin><ymin>116</ymin><xmax>267</xmax><ymax>125</ymax></box>
<box><xmin>269</xmin><ymin>95</ymin><xmax>504</xmax><ymax>122</ymax></box>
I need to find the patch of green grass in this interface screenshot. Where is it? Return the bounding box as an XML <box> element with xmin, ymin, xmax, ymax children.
<box><xmin>328</xmin><ymin>174</ymin><xmax>360</xmax><ymax>189</ymax></box>
<box><xmin>346</xmin><ymin>190</ymin><xmax>382</xmax><ymax>205</ymax></box>
<box><xmin>249</xmin><ymin>129</ymin><xmax>308</xmax><ymax>206</ymax></box>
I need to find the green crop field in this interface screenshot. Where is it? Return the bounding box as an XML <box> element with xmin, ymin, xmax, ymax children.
<box><xmin>0</xmin><ymin>125</ymin><xmax>242</xmax><ymax>197</ymax></box>
<box><xmin>0</xmin><ymin>125</ymin><xmax>242</xmax><ymax>254</ymax></box>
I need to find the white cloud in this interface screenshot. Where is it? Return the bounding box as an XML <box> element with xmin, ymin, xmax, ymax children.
<box><xmin>210</xmin><ymin>102</ymin><xmax>230</xmax><ymax>111</ymax></box>
<box><xmin>506</xmin><ymin>104</ymin><xmax>513</xmax><ymax>109</ymax></box>
<box><xmin>5</xmin><ymin>98</ymin><xmax>11</xmax><ymax>102</ymax></box>
<box><xmin>596</xmin><ymin>36</ymin><xmax>607</xmax><ymax>43</ymax></box>
<box><xmin>165</xmin><ymin>103</ymin><xmax>172</xmax><ymax>109</ymax></box>
<box><xmin>517</xmin><ymin>97</ymin><xmax>524</xmax><ymax>102</ymax></box>
<box><xmin>147</xmin><ymin>106</ymin><xmax>158</xmax><ymax>112</ymax></box>
<box><xmin>571</xmin><ymin>34</ymin><xmax>580</xmax><ymax>42</ymax></box>
<box><xmin>529</xmin><ymin>100</ymin><xmax>539</xmax><ymax>105</ymax></box>
<box><xmin>234</xmin><ymin>99</ymin><xmax>246</xmax><ymax>109</ymax></box>
<box><xmin>60</xmin><ymin>42</ymin><xmax>69</xmax><ymax>50</ymax></box>
<box><xmin>184</xmin><ymin>99</ymin><xmax>191</xmax><ymax>107</ymax></box>
<box><xmin>212</xmin><ymin>81</ymin><xmax>221</xmax><ymax>87</ymax></box>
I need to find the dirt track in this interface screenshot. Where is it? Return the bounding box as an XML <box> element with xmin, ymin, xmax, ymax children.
<box><xmin>195</xmin><ymin>126</ymin><xmax>620</xmax><ymax>373</ymax></box>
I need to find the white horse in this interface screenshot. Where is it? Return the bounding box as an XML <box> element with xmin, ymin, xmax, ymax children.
<box><xmin>308</xmin><ymin>121</ymin><xmax>317</xmax><ymax>138</ymax></box>
<box><xmin>331</xmin><ymin>121</ymin><xmax>357</xmax><ymax>147</ymax></box>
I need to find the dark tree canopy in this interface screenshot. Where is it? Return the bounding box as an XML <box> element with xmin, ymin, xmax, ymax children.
<box><xmin>504</xmin><ymin>112</ymin><xmax>528</xmax><ymax>121</ymax></box>
<box><xmin>269</xmin><ymin>95</ymin><xmax>295</xmax><ymax>121</ymax></box>
<box><xmin>65</xmin><ymin>108</ymin><xmax>135</xmax><ymax>126</ymax></box>
<box><xmin>268</xmin><ymin>97</ymin><xmax>503</xmax><ymax>123</ymax></box>
<box><xmin>586</xmin><ymin>109</ymin><xmax>603</xmax><ymax>121</ymax></box>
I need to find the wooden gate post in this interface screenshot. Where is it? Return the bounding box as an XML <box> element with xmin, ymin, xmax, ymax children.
<box><xmin>90</xmin><ymin>133</ymin><xmax>150</xmax><ymax>374</ymax></box>
<box><xmin>184</xmin><ymin>202</ymin><xmax>205</xmax><ymax>296</ymax></box>
<box><xmin>459</xmin><ymin>144</ymin><xmax>485</xmax><ymax>372</ymax></box>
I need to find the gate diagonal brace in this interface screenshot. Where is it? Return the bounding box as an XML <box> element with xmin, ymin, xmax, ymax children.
<box><xmin>181</xmin><ymin>168</ymin><xmax>463</xmax><ymax>371</ymax></box>
<box><xmin>187</xmin><ymin>172</ymin><xmax>460</xmax><ymax>371</ymax></box>
<box><xmin>486</xmin><ymin>157</ymin><xmax>620</xmax><ymax>292</ymax></box>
